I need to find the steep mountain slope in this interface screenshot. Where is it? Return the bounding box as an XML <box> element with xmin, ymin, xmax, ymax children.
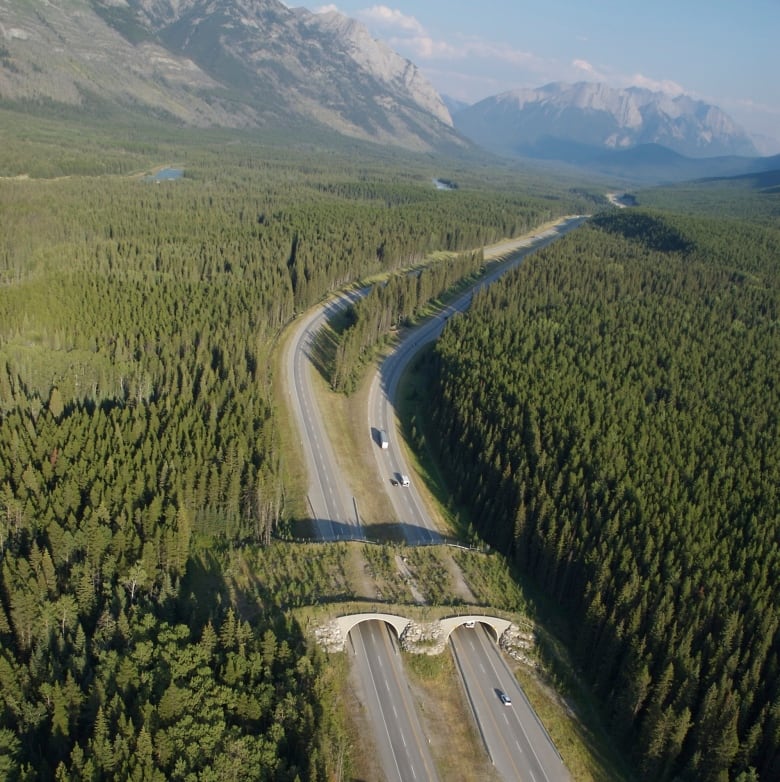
<box><xmin>453</xmin><ymin>81</ymin><xmax>757</xmax><ymax>160</ymax></box>
<box><xmin>0</xmin><ymin>0</ymin><xmax>232</xmax><ymax>124</ymax></box>
<box><xmin>0</xmin><ymin>0</ymin><xmax>459</xmax><ymax>151</ymax></box>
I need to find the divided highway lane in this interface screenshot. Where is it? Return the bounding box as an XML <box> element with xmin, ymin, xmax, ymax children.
<box><xmin>284</xmin><ymin>290</ymin><xmax>367</xmax><ymax>541</ymax></box>
<box><xmin>351</xmin><ymin>621</ymin><xmax>440</xmax><ymax>782</ymax></box>
<box><xmin>451</xmin><ymin>625</ymin><xmax>570</xmax><ymax>782</ymax></box>
<box><xmin>368</xmin><ymin>217</ymin><xmax>588</xmax><ymax>545</ymax></box>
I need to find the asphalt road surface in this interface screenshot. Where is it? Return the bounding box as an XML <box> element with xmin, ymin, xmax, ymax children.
<box><xmin>351</xmin><ymin>620</ymin><xmax>440</xmax><ymax>782</ymax></box>
<box><xmin>285</xmin><ymin>289</ymin><xmax>367</xmax><ymax>541</ymax></box>
<box><xmin>452</xmin><ymin>624</ymin><xmax>571</xmax><ymax>782</ymax></box>
<box><xmin>286</xmin><ymin>217</ymin><xmax>584</xmax><ymax>780</ymax></box>
<box><xmin>286</xmin><ymin>218</ymin><xmax>586</xmax><ymax>542</ymax></box>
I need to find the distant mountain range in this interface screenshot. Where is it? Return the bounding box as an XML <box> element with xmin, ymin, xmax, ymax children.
<box><xmin>1</xmin><ymin>2</ymin><xmax>776</xmax><ymax>182</ymax></box>
<box><xmin>452</xmin><ymin>81</ymin><xmax>760</xmax><ymax>161</ymax></box>
<box><xmin>0</xmin><ymin>0</ymin><xmax>462</xmax><ymax>152</ymax></box>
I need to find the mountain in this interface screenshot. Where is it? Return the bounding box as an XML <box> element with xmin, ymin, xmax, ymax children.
<box><xmin>452</xmin><ymin>81</ymin><xmax>758</xmax><ymax>161</ymax></box>
<box><xmin>0</xmin><ymin>0</ymin><xmax>460</xmax><ymax>152</ymax></box>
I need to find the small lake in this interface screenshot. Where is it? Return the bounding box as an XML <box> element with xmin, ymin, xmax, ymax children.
<box><xmin>433</xmin><ymin>178</ymin><xmax>457</xmax><ymax>190</ymax></box>
<box><xmin>146</xmin><ymin>167</ymin><xmax>184</xmax><ymax>182</ymax></box>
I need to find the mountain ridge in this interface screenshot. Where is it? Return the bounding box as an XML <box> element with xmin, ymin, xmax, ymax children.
<box><xmin>0</xmin><ymin>0</ymin><xmax>461</xmax><ymax>152</ymax></box>
<box><xmin>453</xmin><ymin>81</ymin><xmax>758</xmax><ymax>160</ymax></box>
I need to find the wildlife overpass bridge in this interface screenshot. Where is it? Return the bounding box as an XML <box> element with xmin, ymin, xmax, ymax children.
<box><xmin>318</xmin><ymin>612</ymin><xmax>515</xmax><ymax>654</ymax></box>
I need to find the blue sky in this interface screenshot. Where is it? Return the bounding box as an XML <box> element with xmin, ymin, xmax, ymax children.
<box><xmin>308</xmin><ymin>1</ymin><xmax>780</xmax><ymax>146</ymax></box>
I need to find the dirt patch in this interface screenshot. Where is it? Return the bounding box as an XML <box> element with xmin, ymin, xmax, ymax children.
<box><xmin>442</xmin><ymin>549</ymin><xmax>477</xmax><ymax>604</ymax></box>
<box><xmin>395</xmin><ymin>553</ymin><xmax>426</xmax><ymax>605</ymax></box>
<box><xmin>344</xmin><ymin>542</ymin><xmax>379</xmax><ymax>602</ymax></box>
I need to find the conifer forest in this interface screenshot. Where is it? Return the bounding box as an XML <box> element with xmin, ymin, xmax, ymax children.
<box><xmin>0</xmin><ymin>111</ymin><xmax>778</xmax><ymax>781</ymax></box>
<box><xmin>425</xmin><ymin>209</ymin><xmax>780</xmax><ymax>781</ymax></box>
<box><xmin>0</xmin><ymin>136</ymin><xmax>584</xmax><ymax>779</ymax></box>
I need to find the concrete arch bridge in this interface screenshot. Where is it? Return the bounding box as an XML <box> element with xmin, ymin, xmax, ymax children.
<box><xmin>316</xmin><ymin>612</ymin><xmax>519</xmax><ymax>656</ymax></box>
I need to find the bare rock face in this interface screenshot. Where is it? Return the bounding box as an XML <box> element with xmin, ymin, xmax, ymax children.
<box><xmin>0</xmin><ymin>0</ymin><xmax>460</xmax><ymax>151</ymax></box>
<box><xmin>314</xmin><ymin>620</ymin><xmax>345</xmax><ymax>654</ymax></box>
<box><xmin>499</xmin><ymin>623</ymin><xmax>538</xmax><ymax>668</ymax></box>
<box><xmin>305</xmin><ymin>10</ymin><xmax>452</xmax><ymax>128</ymax></box>
<box><xmin>400</xmin><ymin>620</ymin><xmax>447</xmax><ymax>656</ymax></box>
<box><xmin>0</xmin><ymin>0</ymin><xmax>232</xmax><ymax>124</ymax></box>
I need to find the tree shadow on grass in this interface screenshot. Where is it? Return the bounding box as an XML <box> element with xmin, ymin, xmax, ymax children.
<box><xmin>307</xmin><ymin>321</ymin><xmax>339</xmax><ymax>385</ymax></box>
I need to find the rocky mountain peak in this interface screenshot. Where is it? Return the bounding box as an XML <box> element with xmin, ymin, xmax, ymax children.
<box><xmin>454</xmin><ymin>81</ymin><xmax>757</xmax><ymax>159</ymax></box>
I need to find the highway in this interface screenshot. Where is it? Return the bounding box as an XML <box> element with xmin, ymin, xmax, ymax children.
<box><xmin>351</xmin><ymin>620</ymin><xmax>440</xmax><ymax>782</ymax></box>
<box><xmin>368</xmin><ymin>216</ymin><xmax>588</xmax><ymax>545</ymax></box>
<box><xmin>452</xmin><ymin>624</ymin><xmax>570</xmax><ymax>782</ymax></box>
<box><xmin>367</xmin><ymin>218</ymin><xmax>580</xmax><ymax>781</ymax></box>
<box><xmin>285</xmin><ymin>217</ymin><xmax>584</xmax><ymax>780</ymax></box>
<box><xmin>285</xmin><ymin>289</ymin><xmax>367</xmax><ymax>540</ymax></box>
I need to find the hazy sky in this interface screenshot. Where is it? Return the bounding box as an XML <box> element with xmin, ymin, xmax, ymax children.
<box><xmin>310</xmin><ymin>1</ymin><xmax>780</xmax><ymax>144</ymax></box>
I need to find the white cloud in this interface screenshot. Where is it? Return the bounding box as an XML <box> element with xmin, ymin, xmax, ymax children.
<box><xmin>309</xmin><ymin>4</ymin><xmax>546</xmax><ymax>102</ymax></box>
<box><xmin>572</xmin><ymin>59</ymin><xmax>596</xmax><ymax>74</ymax></box>
<box><xmin>625</xmin><ymin>73</ymin><xmax>685</xmax><ymax>95</ymax></box>
<box><xmin>348</xmin><ymin>6</ymin><xmax>536</xmax><ymax>68</ymax></box>
<box><xmin>397</xmin><ymin>35</ymin><xmax>457</xmax><ymax>59</ymax></box>
<box><xmin>356</xmin><ymin>5</ymin><xmax>426</xmax><ymax>35</ymax></box>
<box><xmin>571</xmin><ymin>59</ymin><xmax>601</xmax><ymax>80</ymax></box>
<box><xmin>331</xmin><ymin>7</ymin><xmax>700</xmax><ymax>106</ymax></box>
<box><xmin>568</xmin><ymin>61</ymin><xmax>684</xmax><ymax>95</ymax></box>
<box><xmin>463</xmin><ymin>39</ymin><xmax>537</xmax><ymax>68</ymax></box>
<box><xmin>389</xmin><ymin>32</ymin><xmax>539</xmax><ymax>71</ymax></box>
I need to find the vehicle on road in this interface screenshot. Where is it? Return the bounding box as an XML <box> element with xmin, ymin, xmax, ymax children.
<box><xmin>379</xmin><ymin>430</ymin><xmax>389</xmax><ymax>449</ymax></box>
<box><xmin>499</xmin><ymin>692</ymin><xmax>512</xmax><ymax>706</ymax></box>
<box><xmin>400</xmin><ymin>474</ymin><xmax>410</xmax><ymax>487</ymax></box>
<box><xmin>465</xmin><ymin>620</ymin><xmax>476</xmax><ymax>629</ymax></box>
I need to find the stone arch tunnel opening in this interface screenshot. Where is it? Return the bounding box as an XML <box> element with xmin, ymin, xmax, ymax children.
<box><xmin>466</xmin><ymin>620</ymin><xmax>498</xmax><ymax>643</ymax></box>
<box><xmin>348</xmin><ymin>618</ymin><xmax>402</xmax><ymax>645</ymax></box>
<box><xmin>337</xmin><ymin>613</ymin><xmax>411</xmax><ymax>648</ymax></box>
